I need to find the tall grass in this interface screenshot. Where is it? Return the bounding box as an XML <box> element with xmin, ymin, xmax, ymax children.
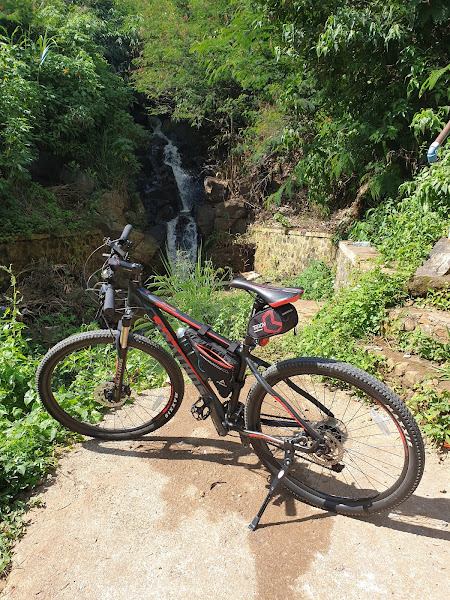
<box><xmin>149</xmin><ymin>251</ymin><xmax>252</xmax><ymax>341</ymax></box>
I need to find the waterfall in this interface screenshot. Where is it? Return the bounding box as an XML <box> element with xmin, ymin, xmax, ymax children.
<box><xmin>152</xmin><ymin>122</ymin><xmax>200</xmax><ymax>266</ymax></box>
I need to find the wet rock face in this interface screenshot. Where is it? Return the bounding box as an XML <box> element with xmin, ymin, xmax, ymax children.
<box><xmin>203</xmin><ymin>177</ymin><xmax>230</xmax><ymax>205</ymax></box>
<box><xmin>408</xmin><ymin>238</ymin><xmax>450</xmax><ymax>296</ymax></box>
<box><xmin>199</xmin><ymin>177</ymin><xmax>250</xmax><ymax>238</ymax></box>
<box><xmin>137</xmin><ymin>134</ymin><xmax>181</xmax><ymax>235</ymax></box>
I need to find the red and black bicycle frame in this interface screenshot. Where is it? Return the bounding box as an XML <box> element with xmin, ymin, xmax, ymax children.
<box><xmin>115</xmin><ymin>281</ymin><xmax>325</xmax><ymax>450</ymax></box>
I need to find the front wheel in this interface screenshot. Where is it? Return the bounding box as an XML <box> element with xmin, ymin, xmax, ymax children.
<box><xmin>245</xmin><ymin>357</ymin><xmax>425</xmax><ymax>515</ymax></box>
<box><xmin>37</xmin><ymin>330</ymin><xmax>184</xmax><ymax>440</ymax></box>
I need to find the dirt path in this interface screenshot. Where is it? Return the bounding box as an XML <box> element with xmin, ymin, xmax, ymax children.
<box><xmin>1</xmin><ymin>382</ymin><xmax>449</xmax><ymax>600</ymax></box>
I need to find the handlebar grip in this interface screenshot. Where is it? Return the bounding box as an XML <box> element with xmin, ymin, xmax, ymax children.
<box><xmin>103</xmin><ymin>284</ymin><xmax>116</xmax><ymax>319</ymax></box>
<box><xmin>119</xmin><ymin>224</ymin><xmax>133</xmax><ymax>242</ymax></box>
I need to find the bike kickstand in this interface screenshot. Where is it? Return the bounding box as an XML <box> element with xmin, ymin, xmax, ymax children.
<box><xmin>249</xmin><ymin>443</ymin><xmax>294</xmax><ymax>531</ymax></box>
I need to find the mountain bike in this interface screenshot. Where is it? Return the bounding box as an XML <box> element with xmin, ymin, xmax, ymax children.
<box><xmin>36</xmin><ymin>225</ymin><xmax>425</xmax><ymax>530</ymax></box>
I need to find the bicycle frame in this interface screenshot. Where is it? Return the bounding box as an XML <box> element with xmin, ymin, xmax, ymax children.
<box><xmin>113</xmin><ymin>280</ymin><xmax>325</xmax><ymax>452</ymax></box>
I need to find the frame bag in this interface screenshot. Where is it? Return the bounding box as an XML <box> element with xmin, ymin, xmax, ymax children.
<box><xmin>184</xmin><ymin>328</ymin><xmax>240</xmax><ymax>397</ymax></box>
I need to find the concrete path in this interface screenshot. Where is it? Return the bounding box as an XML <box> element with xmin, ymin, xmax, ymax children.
<box><xmin>1</xmin><ymin>383</ymin><xmax>449</xmax><ymax>600</ymax></box>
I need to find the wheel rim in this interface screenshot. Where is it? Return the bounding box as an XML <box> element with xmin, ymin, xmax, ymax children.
<box><xmin>45</xmin><ymin>338</ymin><xmax>176</xmax><ymax>435</ymax></box>
<box><xmin>255</xmin><ymin>371</ymin><xmax>410</xmax><ymax>504</ymax></box>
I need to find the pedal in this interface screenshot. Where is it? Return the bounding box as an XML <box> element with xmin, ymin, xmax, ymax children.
<box><xmin>190</xmin><ymin>397</ymin><xmax>211</xmax><ymax>421</ymax></box>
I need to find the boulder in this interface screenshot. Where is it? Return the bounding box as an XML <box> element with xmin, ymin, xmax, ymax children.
<box><xmin>96</xmin><ymin>189</ymin><xmax>130</xmax><ymax>236</ymax></box>
<box><xmin>197</xmin><ymin>203</ymin><xmax>216</xmax><ymax>237</ymax></box>
<box><xmin>415</xmin><ymin>237</ymin><xmax>450</xmax><ymax>276</ymax></box>
<box><xmin>230</xmin><ymin>218</ymin><xmax>248</xmax><ymax>235</ymax></box>
<box><xmin>125</xmin><ymin>197</ymin><xmax>148</xmax><ymax>231</ymax></box>
<box><xmin>132</xmin><ymin>232</ymin><xmax>160</xmax><ymax>264</ymax></box>
<box><xmin>408</xmin><ymin>237</ymin><xmax>450</xmax><ymax>295</ymax></box>
<box><xmin>204</xmin><ymin>177</ymin><xmax>230</xmax><ymax>205</ymax></box>
<box><xmin>214</xmin><ymin>198</ymin><xmax>248</xmax><ymax>233</ymax></box>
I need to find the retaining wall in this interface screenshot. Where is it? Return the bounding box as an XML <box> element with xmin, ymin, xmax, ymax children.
<box><xmin>0</xmin><ymin>231</ymin><xmax>104</xmax><ymax>280</ymax></box>
<box><xmin>249</xmin><ymin>227</ymin><xmax>336</xmax><ymax>276</ymax></box>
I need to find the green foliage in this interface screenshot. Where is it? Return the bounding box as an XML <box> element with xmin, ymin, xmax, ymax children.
<box><xmin>135</xmin><ymin>0</ymin><xmax>449</xmax><ymax>212</ymax></box>
<box><xmin>133</xmin><ymin>0</ymin><xmax>235</xmax><ymax>123</ymax></box>
<box><xmin>281</xmin><ymin>267</ymin><xmax>405</xmax><ymax>369</ymax></box>
<box><xmin>415</xmin><ymin>284</ymin><xmax>450</xmax><ymax>311</ymax></box>
<box><xmin>0</xmin><ymin>267</ymin><xmax>68</xmax><ymax>575</ymax></box>
<box><xmin>408</xmin><ymin>388</ymin><xmax>450</xmax><ymax>446</ymax></box>
<box><xmin>285</xmin><ymin>261</ymin><xmax>335</xmax><ymax>302</ymax></box>
<box><xmin>350</xmin><ymin>147</ymin><xmax>450</xmax><ymax>272</ymax></box>
<box><xmin>0</xmin><ymin>180</ymin><xmax>95</xmax><ymax>239</ymax></box>
<box><xmin>150</xmin><ymin>251</ymin><xmax>252</xmax><ymax>340</ymax></box>
<box><xmin>394</xmin><ymin>329</ymin><xmax>450</xmax><ymax>363</ymax></box>
<box><xmin>0</xmin><ymin>0</ymin><xmax>147</xmax><ymax>237</ymax></box>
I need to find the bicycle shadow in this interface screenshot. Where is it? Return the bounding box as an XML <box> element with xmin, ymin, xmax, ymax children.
<box><xmin>83</xmin><ymin>433</ymin><xmax>258</xmax><ymax>470</ymax></box>
<box><xmin>84</xmin><ymin>435</ymin><xmax>450</xmax><ymax>540</ymax></box>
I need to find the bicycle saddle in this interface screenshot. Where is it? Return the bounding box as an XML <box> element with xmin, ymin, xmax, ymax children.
<box><xmin>230</xmin><ymin>278</ymin><xmax>304</xmax><ymax>307</ymax></box>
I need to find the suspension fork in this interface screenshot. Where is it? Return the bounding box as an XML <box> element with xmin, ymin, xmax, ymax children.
<box><xmin>112</xmin><ymin>313</ymin><xmax>133</xmax><ymax>400</ymax></box>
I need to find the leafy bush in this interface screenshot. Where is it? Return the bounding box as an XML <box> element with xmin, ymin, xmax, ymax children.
<box><xmin>0</xmin><ymin>268</ymin><xmax>68</xmax><ymax>575</ymax></box>
<box><xmin>285</xmin><ymin>261</ymin><xmax>335</xmax><ymax>302</ymax></box>
<box><xmin>135</xmin><ymin>0</ymin><xmax>449</xmax><ymax>212</ymax></box>
<box><xmin>278</xmin><ymin>268</ymin><xmax>404</xmax><ymax>375</ymax></box>
<box><xmin>408</xmin><ymin>388</ymin><xmax>450</xmax><ymax>447</ymax></box>
<box><xmin>350</xmin><ymin>147</ymin><xmax>450</xmax><ymax>271</ymax></box>
<box><xmin>0</xmin><ymin>0</ymin><xmax>147</xmax><ymax>237</ymax></box>
<box><xmin>415</xmin><ymin>284</ymin><xmax>450</xmax><ymax>311</ymax></box>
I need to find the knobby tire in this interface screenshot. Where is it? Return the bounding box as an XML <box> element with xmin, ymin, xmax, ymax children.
<box><xmin>36</xmin><ymin>330</ymin><xmax>184</xmax><ymax>440</ymax></box>
<box><xmin>244</xmin><ymin>358</ymin><xmax>424</xmax><ymax>515</ymax></box>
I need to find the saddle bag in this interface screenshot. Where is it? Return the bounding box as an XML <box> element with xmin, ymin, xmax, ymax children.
<box><xmin>247</xmin><ymin>304</ymin><xmax>298</xmax><ymax>340</ymax></box>
<box><xmin>183</xmin><ymin>328</ymin><xmax>240</xmax><ymax>397</ymax></box>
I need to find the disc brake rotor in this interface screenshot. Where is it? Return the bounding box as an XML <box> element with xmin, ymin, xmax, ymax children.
<box><xmin>94</xmin><ymin>382</ymin><xmax>128</xmax><ymax>408</ymax></box>
<box><xmin>313</xmin><ymin>432</ymin><xmax>344</xmax><ymax>466</ymax></box>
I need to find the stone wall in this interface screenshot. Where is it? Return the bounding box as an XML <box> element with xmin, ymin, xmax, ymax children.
<box><xmin>0</xmin><ymin>231</ymin><xmax>104</xmax><ymax>284</ymax></box>
<box><xmin>249</xmin><ymin>227</ymin><xmax>336</xmax><ymax>276</ymax></box>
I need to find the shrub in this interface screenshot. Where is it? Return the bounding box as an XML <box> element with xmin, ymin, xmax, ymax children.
<box><xmin>285</xmin><ymin>261</ymin><xmax>335</xmax><ymax>302</ymax></box>
<box><xmin>0</xmin><ymin>267</ymin><xmax>67</xmax><ymax>575</ymax></box>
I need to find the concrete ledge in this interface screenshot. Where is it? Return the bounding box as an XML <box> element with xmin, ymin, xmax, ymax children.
<box><xmin>251</xmin><ymin>227</ymin><xmax>333</xmax><ymax>239</ymax></box>
<box><xmin>337</xmin><ymin>240</ymin><xmax>379</xmax><ymax>264</ymax></box>
<box><xmin>334</xmin><ymin>241</ymin><xmax>396</xmax><ymax>291</ymax></box>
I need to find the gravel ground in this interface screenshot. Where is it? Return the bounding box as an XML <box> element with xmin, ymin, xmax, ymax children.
<box><xmin>1</xmin><ymin>382</ymin><xmax>449</xmax><ymax>600</ymax></box>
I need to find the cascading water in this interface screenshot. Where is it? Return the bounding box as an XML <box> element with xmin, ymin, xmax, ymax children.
<box><xmin>152</xmin><ymin>121</ymin><xmax>201</xmax><ymax>265</ymax></box>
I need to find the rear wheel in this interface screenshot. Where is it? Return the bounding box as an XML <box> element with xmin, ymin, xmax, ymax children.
<box><xmin>37</xmin><ymin>330</ymin><xmax>184</xmax><ymax>440</ymax></box>
<box><xmin>245</xmin><ymin>358</ymin><xmax>424</xmax><ymax>515</ymax></box>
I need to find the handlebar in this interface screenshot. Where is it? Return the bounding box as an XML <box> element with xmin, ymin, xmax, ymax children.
<box><xmin>119</xmin><ymin>224</ymin><xmax>133</xmax><ymax>243</ymax></box>
<box><xmin>100</xmin><ymin>224</ymin><xmax>143</xmax><ymax>320</ymax></box>
<box><xmin>108</xmin><ymin>256</ymin><xmax>143</xmax><ymax>278</ymax></box>
<box><xmin>427</xmin><ymin>120</ymin><xmax>450</xmax><ymax>163</ymax></box>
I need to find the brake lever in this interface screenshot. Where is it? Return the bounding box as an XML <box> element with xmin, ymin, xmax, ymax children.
<box><xmin>104</xmin><ymin>237</ymin><xmax>130</xmax><ymax>260</ymax></box>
